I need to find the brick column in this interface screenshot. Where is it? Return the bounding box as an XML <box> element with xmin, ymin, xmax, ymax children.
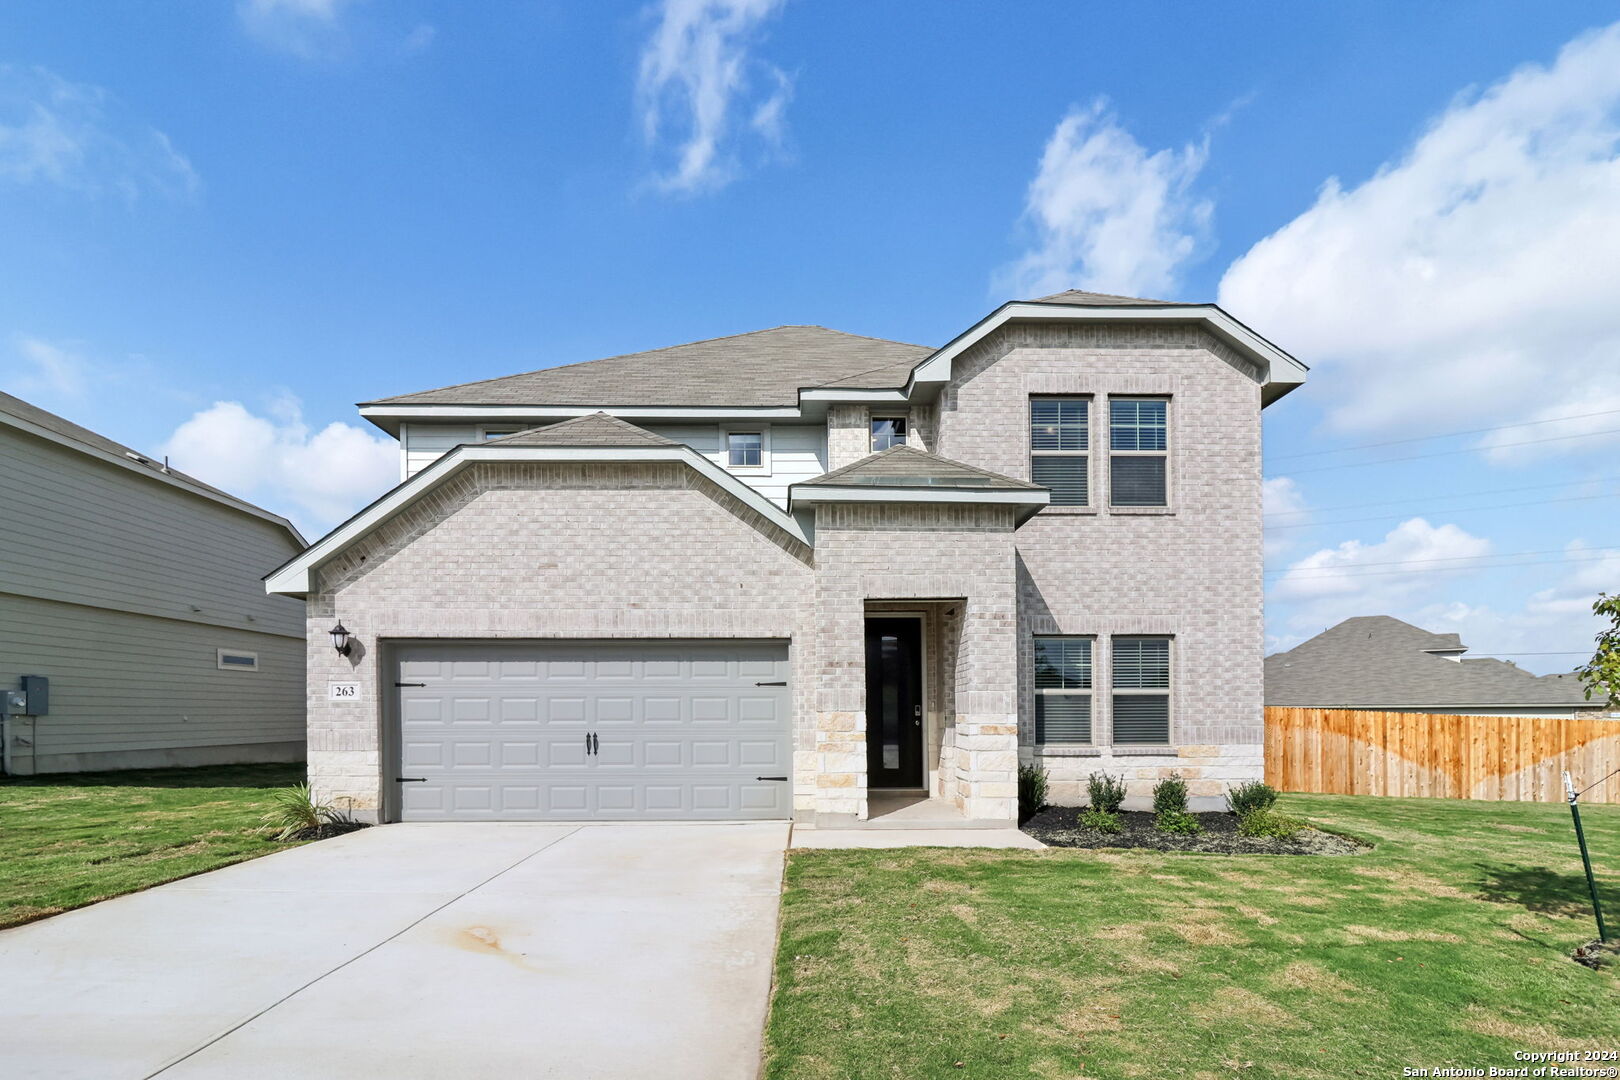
<box><xmin>826</xmin><ymin>405</ymin><xmax>870</xmax><ymax>470</ymax></box>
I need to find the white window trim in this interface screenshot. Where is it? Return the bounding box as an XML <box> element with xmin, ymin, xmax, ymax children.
<box><xmin>720</xmin><ymin>424</ymin><xmax>771</xmax><ymax>474</ymax></box>
<box><xmin>870</xmin><ymin>413</ymin><xmax>909</xmax><ymax>452</ymax></box>
<box><xmin>1029</xmin><ymin>396</ymin><xmax>1092</xmax><ymax>510</ymax></box>
<box><xmin>1108</xmin><ymin>635</ymin><xmax>1173</xmax><ymax>747</ymax></box>
<box><xmin>1106</xmin><ymin>396</ymin><xmax>1171</xmax><ymax>512</ymax></box>
<box><xmin>1032</xmin><ymin>635</ymin><xmax>1095</xmax><ymax>746</ymax></box>
<box><xmin>478</xmin><ymin>425</ymin><xmax>525</xmax><ymax>441</ymax></box>
<box><xmin>217</xmin><ymin>649</ymin><xmax>260</xmax><ymax>671</ymax></box>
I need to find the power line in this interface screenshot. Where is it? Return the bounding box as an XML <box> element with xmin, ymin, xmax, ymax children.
<box><xmin>1280</xmin><ymin>427</ymin><xmax>1620</xmax><ymax>476</ymax></box>
<box><xmin>1267</xmin><ymin>553</ymin><xmax>1617</xmax><ymax>581</ymax></box>
<box><xmin>1269</xmin><ymin>407</ymin><xmax>1620</xmax><ymax>462</ymax></box>
<box><xmin>1263</xmin><ymin>475</ymin><xmax>1620</xmax><ymax>520</ymax></box>
<box><xmin>1263</xmin><ymin>491</ymin><xmax>1616</xmax><ymax>531</ymax></box>
<box><xmin>1264</xmin><ymin>545</ymin><xmax>1620</xmax><ymax>575</ymax></box>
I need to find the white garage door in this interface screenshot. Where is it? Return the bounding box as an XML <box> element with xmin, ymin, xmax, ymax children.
<box><xmin>392</xmin><ymin>640</ymin><xmax>792</xmax><ymax>821</ymax></box>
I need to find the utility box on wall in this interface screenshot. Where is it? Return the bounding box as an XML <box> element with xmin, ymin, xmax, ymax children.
<box><xmin>20</xmin><ymin>675</ymin><xmax>48</xmax><ymax>716</ymax></box>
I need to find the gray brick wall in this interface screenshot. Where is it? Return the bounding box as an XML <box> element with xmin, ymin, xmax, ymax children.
<box><xmin>933</xmin><ymin>321</ymin><xmax>1266</xmax><ymax>805</ymax></box>
<box><xmin>304</xmin><ymin>461</ymin><xmax>817</xmax><ymax>817</ymax></box>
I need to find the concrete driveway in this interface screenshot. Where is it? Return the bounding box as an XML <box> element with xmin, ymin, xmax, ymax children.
<box><xmin>0</xmin><ymin>822</ymin><xmax>789</xmax><ymax>1080</ymax></box>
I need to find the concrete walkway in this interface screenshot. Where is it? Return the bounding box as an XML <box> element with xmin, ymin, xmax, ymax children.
<box><xmin>0</xmin><ymin>822</ymin><xmax>789</xmax><ymax>1080</ymax></box>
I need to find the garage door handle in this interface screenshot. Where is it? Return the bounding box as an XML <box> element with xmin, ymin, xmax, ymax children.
<box><xmin>756</xmin><ymin>776</ymin><xmax>788</xmax><ymax>781</ymax></box>
<box><xmin>396</xmin><ymin>777</ymin><xmax>427</xmax><ymax>783</ymax></box>
<box><xmin>754</xmin><ymin>681</ymin><xmax>786</xmax><ymax>686</ymax></box>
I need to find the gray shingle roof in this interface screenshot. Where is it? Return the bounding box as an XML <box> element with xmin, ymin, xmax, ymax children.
<box><xmin>1029</xmin><ymin>289</ymin><xmax>1180</xmax><ymax>306</ymax></box>
<box><xmin>795</xmin><ymin>444</ymin><xmax>1042</xmax><ymax>490</ymax></box>
<box><xmin>0</xmin><ymin>390</ymin><xmax>301</xmax><ymax>538</ymax></box>
<box><xmin>366</xmin><ymin>325</ymin><xmax>935</xmax><ymax>408</ymax></box>
<box><xmin>1265</xmin><ymin>616</ymin><xmax>1593</xmax><ymax>709</ymax></box>
<box><xmin>481</xmin><ymin>412</ymin><xmax>678</xmax><ymax>448</ymax></box>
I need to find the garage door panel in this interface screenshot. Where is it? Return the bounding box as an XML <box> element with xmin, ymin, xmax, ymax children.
<box><xmin>393</xmin><ymin>641</ymin><xmax>790</xmax><ymax>821</ymax></box>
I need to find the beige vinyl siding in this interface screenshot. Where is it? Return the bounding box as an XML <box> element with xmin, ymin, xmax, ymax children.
<box><xmin>643</xmin><ymin>422</ymin><xmax>826</xmax><ymax>506</ymax></box>
<box><xmin>0</xmin><ymin>427</ymin><xmax>305</xmax><ymax>638</ymax></box>
<box><xmin>399</xmin><ymin>421</ymin><xmax>829</xmax><ymax>507</ymax></box>
<box><xmin>1</xmin><ymin>594</ymin><xmax>304</xmax><ymax>768</ymax></box>
<box><xmin>401</xmin><ymin>422</ymin><xmax>480</xmax><ymax>478</ymax></box>
<box><xmin>0</xmin><ymin>424</ymin><xmax>306</xmax><ymax>772</ymax></box>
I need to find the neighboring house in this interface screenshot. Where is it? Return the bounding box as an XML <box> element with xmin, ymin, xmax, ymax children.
<box><xmin>1265</xmin><ymin>616</ymin><xmax>1607</xmax><ymax>719</ymax></box>
<box><xmin>0</xmin><ymin>392</ymin><xmax>308</xmax><ymax>774</ymax></box>
<box><xmin>267</xmin><ymin>290</ymin><xmax>1308</xmax><ymax>822</ymax></box>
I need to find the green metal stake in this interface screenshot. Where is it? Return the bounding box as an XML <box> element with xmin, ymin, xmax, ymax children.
<box><xmin>1564</xmin><ymin>771</ymin><xmax>1610</xmax><ymax>944</ymax></box>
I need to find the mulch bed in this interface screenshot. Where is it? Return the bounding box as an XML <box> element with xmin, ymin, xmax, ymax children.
<box><xmin>287</xmin><ymin>821</ymin><xmax>371</xmax><ymax>842</ymax></box>
<box><xmin>1021</xmin><ymin>807</ymin><xmax>1368</xmax><ymax>856</ymax></box>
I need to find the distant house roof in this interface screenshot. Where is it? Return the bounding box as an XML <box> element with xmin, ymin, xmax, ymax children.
<box><xmin>0</xmin><ymin>390</ymin><xmax>304</xmax><ymax>545</ymax></box>
<box><xmin>1265</xmin><ymin>615</ymin><xmax>1595</xmax><ymax>710</ymax></box>
<box><xmin>796</xmin><ymin>444</ymin><xmax>1043</xmax><ymax>490</ymax></box>
<box><xmin>364</xmin><ymin>326</ymin><xmax>935</xmax><ymax>408</ymax></box>
<box><xmin>483</xmin><ymin>412</ymin><xmax>678</xmax><ymax>448</ymax></box>
<box><xmin>1028</xmin><ymin>289</ymin><xmax>1175</xmax><ymax>306</ymax></box>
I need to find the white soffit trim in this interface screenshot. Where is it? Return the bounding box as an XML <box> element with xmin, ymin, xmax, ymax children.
<box><xmin>264</xmin><ymin>443</ymin><xmax>808</xmax><ymax>596</ymax></box>
<box><xmin>0</xmin><ymin>409</ymin><xmax>306</xmax><ymax>545</ymax></box>
<box><xmin>909</xmin><ymin>303</ymin><xmax>1309</xmax><ymax>401</ymax></box>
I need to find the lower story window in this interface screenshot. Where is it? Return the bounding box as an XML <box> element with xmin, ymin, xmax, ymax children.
<box><xmin>1111</xmin><ymin>637</ymin><xmax>1170</xmax><ymax>743</ymax></box>
<box><xmin>1033</xmin><ymin>636</ymin><xmax>1092</xmax><ymax>744</ymax></box>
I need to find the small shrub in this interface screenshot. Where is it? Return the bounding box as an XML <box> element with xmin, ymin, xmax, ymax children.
<box><xmin>1078</xmin><ymin>808</ymin><xmax>1122</xmax><ymax>833</ymax></box>
<box><xmin>262</xmin><ymin>783</ymin><xmax>344</xmax><ymax>840</ymax></box>
<box><xmin>1228</xmin><ymin>780</ymin><xmax>1278</xmax><ymax>818</ymax></box>
<box><xmin>1237</xmin><ymin>809</ymin><xmax>1304</xmax><ymax>839</ymax></box>
<box><xmin>1018</xmin><ymin>763</ymin><xmax>1049</xmax><ymax>822</ymax></box>
<box><xmin>1155</xmin><ymin>810</ymin><xmax>1202</xmax><ymax>835</ymax></box>
<box><xmin>1086</xmin><ymin>771</ymin><xmax>1128</xmax><ymax>813</ymax></box>
<box><xmin>1151</xmin><ymin>774</ymin><xmax>1189</xmax><ymax>817</ymax></box>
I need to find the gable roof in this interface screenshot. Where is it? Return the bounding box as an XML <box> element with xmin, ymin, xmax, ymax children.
<box><xmin>484</xmin><ymin>412</ymin><xmax>678</xmax><ymax>448</ymax></box>
<box><xmin>797</xmin><ymin>444</ymin><xmax>1043</xmax><ymax>490</ymax></box>
<box><xmin>0</xmin><ymin>390</ymin><xmax>304</xmax><ymax>545</ymax></box>
<box><xmin>365</xmin><ymin>326</ymin><xmax>934</xmax><ymax>408</ymax></box>
<box><xmin>1264</xmin><ymin>616</ymin><xmax>1594</xmax><ymax>709</ymax></box>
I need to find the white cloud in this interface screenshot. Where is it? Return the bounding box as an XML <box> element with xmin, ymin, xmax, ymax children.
<box><xmin>0</xmin><ymin>65</ymin><xmax>198</xmax><ymax>200</ymax></box>
<box><xmin>1271</xmin><ymin>517</ymin><xmax>1492</xmax><ymax>611</ymax></box>
<box><xmin>1405</xmin><ymin>545</ymin><xmax>1620</xmax><ymax>674</ymax></box>
<box><xmin>636</xmin><ymin>0</ymin><xmax>791</xmax><ymax>195</ymax></box>
<box><xmin>1262</xmin><ymin>476</ymin><xmax>1309</xmax><ymax>558</ymax></box>
<box><xmin>995</xmin><ymin>99</ymin><xmax>1211</xmax><ymax>300</ymax></box>
<box><xmin>5</xmin><ymin>337</ymin><xmax>90</xmax><ymax>399</ymax></box>
<box><xmin>162</xmin><ymin>396</ymin><xmax>396</xmax><ymax>534</ymax></box>
<box><xmin>239</xmin><ymin>0</ymin><xmax>431</xmax><ymax>60</ymax></box>
<box><xmin>1220</xmin><ymin>21</ymin><xmax>1620</xmax><ymax>457</ymax></box>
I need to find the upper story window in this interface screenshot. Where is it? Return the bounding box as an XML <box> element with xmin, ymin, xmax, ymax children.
<box><xmin>480</xmin><ymin>427</ymin><xmax>522</xmax><ymax>440</ymax></box>
<box><xmin>1029</xmin><ymin>397</ymin><xmax>1089</xmax><ymax>506</ymax></box>
<box><xmin>727</xmin><ymin>431</ymin><xmax>764</xmax><ymax>468</ymax></box>
<box><xmin>1033</xmin><ymin>636</ymin><xmax>1092</xmax><ymax>744</ymax></box>
<box><xmin>871</xmin><ymin>416</ymin><xmax>907</xmax><ymax>451</ymax></box>
<box><xmin>1111</xmin><ymin>637</ymin><xmax>1171</xmax><ymax>744</ymax></box>
<box><xmin>1109</xmin><ymin>398</ymin><xmax>1168</xmax><ymax>507</ymax></box>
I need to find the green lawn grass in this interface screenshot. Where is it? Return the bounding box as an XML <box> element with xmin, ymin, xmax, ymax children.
<box><xmin>765</xmin><ymin>794</ymin><xmax>1620</xmax><ymax>1080</ymax></box>
<box><xmin>0</xmin><ymin>763</ymin><xmax>307</xmax><ymax>929</ymax></box>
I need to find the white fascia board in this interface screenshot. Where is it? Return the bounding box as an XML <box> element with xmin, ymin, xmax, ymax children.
<box><xmin>265</xmin><ymin>443</ymin><xmax>808</xmax><ymax>596</ymax></box>
<box><xmin>789</xmin><ymin>485</ymin><xmax>1049</xmax><ymax>507</ymax></box>
<box><xmin>909</xmin><ymin>303</ymin><xmax>1309</xmax><ymax>401</ymax></box>
<box><xmin>0</xmin><ymin>410</ymin><xmax>307</xmax><ymax>546</ymax></box>
<box><xmin>798</xmin><ymin>388</ymin><xmax>910</xmax><ymax>404</ymax></box>
<box><xmin>359</xmin><ymin>403</ymin><xmax>805</xmax><ymax>436</ymax></box>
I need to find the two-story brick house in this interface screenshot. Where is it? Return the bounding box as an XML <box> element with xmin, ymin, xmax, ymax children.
<box><xmin>267</xmin><ymin>290</ymin><xmax>1306</xmax><ymax>824</ymax></box>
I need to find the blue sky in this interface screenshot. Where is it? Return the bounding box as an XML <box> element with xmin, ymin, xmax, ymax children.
<box><xmin>2</xmin><ymin>1</ymin><xmax>1617</xmax><ymax>673</ymax></box>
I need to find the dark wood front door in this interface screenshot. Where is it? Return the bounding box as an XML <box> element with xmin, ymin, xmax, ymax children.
<box><xmin>865</xmin><ymin>617</ymin><xmax>923</xmax><ymax>788</ymax></box>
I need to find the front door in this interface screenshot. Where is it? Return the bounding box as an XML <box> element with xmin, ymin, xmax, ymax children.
<box><xmin>865</xmin><ymin>618</ymin><xmax>923</xmax><ymax>788</ymax></box>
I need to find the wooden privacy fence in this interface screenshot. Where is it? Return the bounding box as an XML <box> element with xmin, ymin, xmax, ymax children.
<box><xmin>1264</xmin><ymin>707</ymin><xmax>1620</xmax><ymax>804</ymax></box>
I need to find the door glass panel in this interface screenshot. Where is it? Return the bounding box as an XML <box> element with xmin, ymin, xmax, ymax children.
<box><xmin>881</xmin><ymin>635</ymin><xmax>900</xmax><ymax>769</ymax></box>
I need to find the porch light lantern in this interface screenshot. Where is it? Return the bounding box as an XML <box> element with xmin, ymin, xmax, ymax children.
<box><xmin>329</xmin><ymin>622</ymin><xmax>352</xmax><ymax>657</ymax></box>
